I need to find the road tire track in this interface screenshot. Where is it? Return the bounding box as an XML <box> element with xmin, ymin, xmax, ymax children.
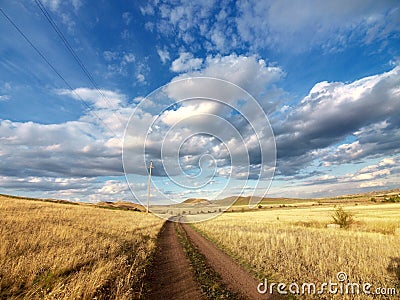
<box><xmin>145</xmin><ymin>219</ymin><xmax>282</xmax><ymax>299</ymax></box>
<box><xmin>181</xmin><ymin>223</ymin><xmax>282</xmax><ymax>300</ymax></box>
<box><xmin>144</xmin><ymin>221</ymin><xmax>204</xmax><ymax>300</ymax></box>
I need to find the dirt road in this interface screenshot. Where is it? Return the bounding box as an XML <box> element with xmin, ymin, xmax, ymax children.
<box><xmin>181</xmin><ymin>223</ymin><xmax>276</xmax><ymax>300</ymax></box>
<box><xmin>145</xmin><ymin>220</ymin><xmax>278</xmax><ymax>299</ymax></box>
<box><xmin>145</xmin><ymin>221</ymin><xmax>204</xmax><ymax>300</ymax></box>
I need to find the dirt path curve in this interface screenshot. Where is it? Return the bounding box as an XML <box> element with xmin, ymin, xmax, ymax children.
<box><xmin>145</xmin><ymin>221</ymin><xmax>204</xmax><ymax>300</ymax></box>
<box><xmin>181</xmin><ymin>223</ymin><xmax>279</xmax><ymax>300</ymax></box>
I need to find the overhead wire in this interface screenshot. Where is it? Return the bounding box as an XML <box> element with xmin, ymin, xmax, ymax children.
<box><xmin>33</xmin><ymin>0</ymin><xmax>125</xmax><ymax>128</ymax></box>
<box><xmin>0</xmin><ymin>8</ymin><xmax>123</xmax><ymax>142</ymax></box>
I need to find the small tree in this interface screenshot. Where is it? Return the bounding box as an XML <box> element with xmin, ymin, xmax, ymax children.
<box><xmin>332</xmin><ymin>206</ymin><xmax>354</xmax><ymax>228</ymax></box>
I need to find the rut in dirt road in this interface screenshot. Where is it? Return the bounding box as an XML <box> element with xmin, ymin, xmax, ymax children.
<box><xmin>144</xmin><ymin>221</ymin><xmax>204</xmax><ymax>300</ymax></box>
<box><xmin>145</xmin><ymin>220</ymin><xmax>281</xmax><ymax>300</ymax></box>
<box><xmin>181</xmin><ymin>223</ymin><xmax>282</xmax><ymax>300</ymax></box>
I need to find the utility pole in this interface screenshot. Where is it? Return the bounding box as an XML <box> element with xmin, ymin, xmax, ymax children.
<box><xmin>146</xmin><ymin>160</ymin><xmax>153</xmax><ymax>213</ymax></box>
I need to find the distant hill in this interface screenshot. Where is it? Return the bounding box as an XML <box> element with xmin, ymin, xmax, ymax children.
<box><xmin>182</xmin><ymin>198</ymin><xmax>210</xmax><ymax>204</ymax></box>
<box><xmin>180</xmin><ymin>195</ymin><xmax>307</xmax><ymax>206</ymax></box>
<box><xmin>2</xmin><ymin>187</ymin><xmax>399</xmax><ymax>210</ymax></box>
<box><xmin>0</xmin><ymin>193</ymin><xmax>145</xmax><ymax>212</ymax></box>
<box><xmin>0</xmin><ymin>193</ymin><xmax>79</xmax><ymax>205</ymax></box>
<box><xmin>96</xmin><ymin>201</ymin><xmax>145</xmax><ymax>211</ymax></box>
<box><xmin>212</xmin><ymin>196</ymin><xmax>261</xmax><ymax>206</ymax></box>
<box><xmin>210</xmin><ymin>195</ymin><xmax>307</xmax><ymax>206</ymax></box>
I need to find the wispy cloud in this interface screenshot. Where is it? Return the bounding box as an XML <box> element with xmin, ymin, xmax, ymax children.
<box><xmin>0</xmin><ymin>95</ymin><xmax>10</xmax><ymax>102</ymax></box>
<box><xmin>142</xmin><ymin>0</ymin><xmax>399</xmax><ymax>53</ymax></box>
<box><xmin>170</xmin><ymin>52</ymin><xmax>203</xmax><ymax>72</ymax></box>
<box><xmin>59</xmin><ymin>87</ymin><xmax>125</xmax><ymax>105</ymax></box>
<box><xmin>157</xmin><ymin>47</ymin><xmax>170</xmax><ymax>64</ymax></box>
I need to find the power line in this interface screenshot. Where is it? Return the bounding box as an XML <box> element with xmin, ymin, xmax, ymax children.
<box><xmin>0</xmin><ymin>8</ymin><xmax>122</xmax><ymax>142</ymax></box>
<box><xmin>147</xmin><ymin>160</ymin><xmax>153</xmax><ymax>213</ymax></box>
<box><xmin>34</xmin><ymin>0</ymin><xmax>125</xmax><ymax>127</ymax></box>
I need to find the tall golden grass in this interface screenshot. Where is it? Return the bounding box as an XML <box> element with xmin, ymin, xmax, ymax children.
<box><xmin>193</xmin><ymin>203</ymin><xmax>400</xmax><ymax>299</ymax></box>
<box><xmin>0</xmin><ymin>196</ymin><xmax>164</xmax><ymax>299</ymax></box>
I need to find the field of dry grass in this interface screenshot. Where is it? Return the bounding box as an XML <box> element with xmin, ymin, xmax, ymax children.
<box><xmin>0</xmin><ymin>195</ymin><xmax>164</xmax><ymax>299</ymax></box>
<box><xmin>193</xmin><ymin>203</ymin><xmax>400</xmax><ymax>299</ymax></box>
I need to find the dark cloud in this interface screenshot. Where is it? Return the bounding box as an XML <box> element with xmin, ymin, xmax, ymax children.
<box><xmin>323</xmin><ymin>124</ymin><xmax>400</xmax><ymax>166</ymax></box>
<box><xmin>0</xmin><ymin>116</ymin><xmax>124</xmax><ymax>179</ymax></box>
<box><xmin>274</xmin><ymin>66</ymin><xmax>400</xmax><ymax>175</ymax></box>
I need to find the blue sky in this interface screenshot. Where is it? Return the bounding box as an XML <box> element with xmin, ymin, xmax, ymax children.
<box><xmin>0</xmin><ymin>0</ymin><xmax>399</xmax><ymax>203</ymax></box>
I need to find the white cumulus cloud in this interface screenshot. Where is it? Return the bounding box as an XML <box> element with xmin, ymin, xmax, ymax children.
<box><xmin>170</xmin><ymin>52</ymin><xmax>203</xmax><ymax>73</ymax></box>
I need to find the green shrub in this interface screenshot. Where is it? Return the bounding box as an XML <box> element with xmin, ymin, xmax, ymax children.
<box><xmin>332</xmin><ymin>206</ymin><xmax>354</xmax><ymax>228</ymax></box>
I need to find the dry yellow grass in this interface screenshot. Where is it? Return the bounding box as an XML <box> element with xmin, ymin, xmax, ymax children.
<box><xmin>0</xmin><ymin>196</ymin><xmax>164</xmax><ymax>299</ymax></box>
<box><xmin>193</xmin><ymin>203</ymin><xmax>400</xmax><ymax>299</ymax></box>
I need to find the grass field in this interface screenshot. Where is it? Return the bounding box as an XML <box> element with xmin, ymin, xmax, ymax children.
<box><xmin>0</xmin><ymin>195</ymin><xmax>164</xmax><ymax>299</ymax></box>
<box><xmin>2</xmin><ymin>192</ymin><xmax>400</xmax><ymax>299</ymax></box>
<box><xmin>193</xmin><ymin>203</ymin><xmax>400</xmax><ymax>299</ymax></box>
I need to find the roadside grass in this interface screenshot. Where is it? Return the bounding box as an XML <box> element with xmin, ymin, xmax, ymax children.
<box><xmin>193</xmin><ymin>203</ymin><xmax>400</xmax><ymax>299</ymax></box>
<box><xmin>0</xmin><ymin>196</ymin><xmax>164</xmax><ymax>299</ymax></box>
